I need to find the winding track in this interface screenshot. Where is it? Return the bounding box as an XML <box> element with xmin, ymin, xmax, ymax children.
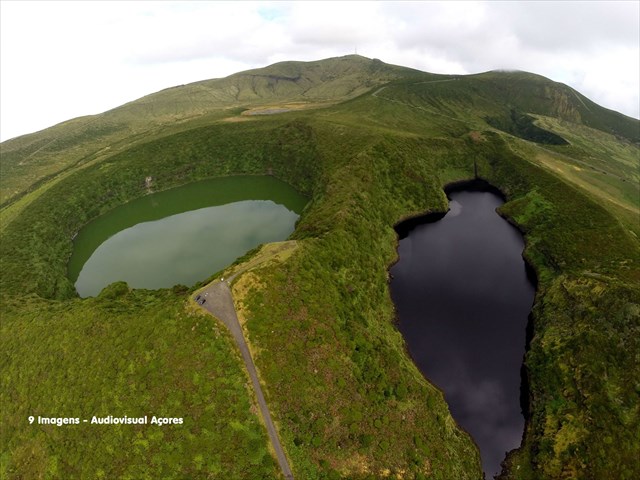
<box><xmin>196</xmin><ymin>273</ymin><xmax>294</xmax><ymax>480</ymax></box>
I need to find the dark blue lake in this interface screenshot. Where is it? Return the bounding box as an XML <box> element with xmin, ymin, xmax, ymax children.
<box><xmin>390</xmin><ymin>186</ymin><xmax>535</xmax><ymax>478</ymax></box>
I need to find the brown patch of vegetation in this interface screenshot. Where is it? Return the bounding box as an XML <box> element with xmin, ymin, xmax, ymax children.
<box><xmin>469</xmin><ymin>130</ymin><xmax>485</xmax><ymax>143</ymax></box>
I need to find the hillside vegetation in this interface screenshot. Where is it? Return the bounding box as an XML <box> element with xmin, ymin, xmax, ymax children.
<box><xmin>0</xmin><ymin>56</ymin><xmax>417</xmax><ymax>207</ymax></box>
<box><xmin>1</xmin><ymin>55</ymin><xmax>639</xmax><ymax>479</ymax></box>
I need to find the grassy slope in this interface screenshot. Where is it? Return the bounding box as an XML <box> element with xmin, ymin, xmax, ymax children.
<box><xmin>1</xmin><ymin>288</ymin><xmax>279</xmax><ymax>479</ymax></box>
<box><xmin>1</xmin><ymin>56</ymin><xmax>639</xmax><ymax>479</ymax></box>
<box><xmin>523</xmin><ymin>115</ymin><xmax>639</xmax><ymax>233</ymax></box>
<box><xmin>0</xmin><ymin>55</ymin><xmax>415</xmax><ymax>207</ymax></box>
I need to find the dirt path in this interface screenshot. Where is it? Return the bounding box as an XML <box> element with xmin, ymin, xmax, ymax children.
<box><xmin>196</xmin><ymin>274</ymin><xmax>294</xmax><ymax>480</ymax></box>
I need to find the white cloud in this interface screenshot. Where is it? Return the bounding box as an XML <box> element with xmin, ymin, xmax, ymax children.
<box><xmin>287</xmin><ymin>2</ymin><xmax>387</xmax><ymax>47</ymax></box>
<box><xmin>1</xmin><ymin>1</ymin><xmax>638</xmax><ymax>141</ymax></box>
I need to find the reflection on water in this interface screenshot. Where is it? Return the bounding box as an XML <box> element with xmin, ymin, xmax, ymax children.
<box><xmin>390</xmin><ymin>189</ymin><xmax>535</xmax><ymax>478</ymax></box>
<box><xmin>448</xmin><ymin>199</ymin><xmax>463</xmax><ymax>217</ymax></box>
<box><xmin>75</xmin><ymin>200</ymin><xmax>298</xmax><ymax>297</ymax></box>
<box><xmin>69</xmin><ymin>176</ymin><xmax>307</xmax><ymax>297</ymax></box>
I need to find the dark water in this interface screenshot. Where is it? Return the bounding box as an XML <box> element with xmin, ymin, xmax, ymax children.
<box><xmin>390</xmin><ymin>187</ymin><xmax>535</xmax><ymax>478</ymax></box>
<box><xmin>68</xmin><ymin>176</ymin><xmax>307</xmax><ymax>297</ymax></box>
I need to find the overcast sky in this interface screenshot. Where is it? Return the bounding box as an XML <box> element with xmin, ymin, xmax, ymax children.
<box><xmin>1</xmin><ymin>1</ymin><xmax>638</xmax><ymax>142</ymax></box>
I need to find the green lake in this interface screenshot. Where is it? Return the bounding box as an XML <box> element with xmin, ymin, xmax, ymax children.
<box><xmin>68</xmin><ymin>176</ymin><xmax>307</xmax><ymax>297</ymax></box>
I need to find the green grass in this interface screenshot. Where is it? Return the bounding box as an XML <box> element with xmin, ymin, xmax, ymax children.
<box><xmin>1</xmin><ymin>55</ymin><xmax>639</xmax><ymax>479</ymax></box>
<box><xmin>1</xmin><ymin>289</ymin><xmax>279</xmax><ymax>479</ymax></box>
<box><xmin>502</xmin><ymin>117</ymin><xmax>639</xmax><ymax>238</ymax></box>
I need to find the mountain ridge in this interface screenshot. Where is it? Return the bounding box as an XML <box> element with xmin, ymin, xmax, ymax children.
<box><xmin>2</xmin><ymin>55</ymin><xmax>637</xmax><ymax>210</ymax></box>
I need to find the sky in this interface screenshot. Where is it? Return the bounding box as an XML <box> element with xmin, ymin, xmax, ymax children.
<box><xmin>1</xmin><ymin>0</ymin><xmax>638</xmax><ymax>142</ymax></box>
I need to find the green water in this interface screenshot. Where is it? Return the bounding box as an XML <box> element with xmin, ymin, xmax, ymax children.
<box><xmin>68</xmin><ymin>176</ymin><xmax>307</xmax><ymax>297</ymax></box>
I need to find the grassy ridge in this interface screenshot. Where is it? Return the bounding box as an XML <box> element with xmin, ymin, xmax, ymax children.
<box><xmin>473</xmin><ymin>134</ymin><xmax>640</xmax><ymax>479</ymax></box>
<box><xmin>232</xmin><ymin>131</ymin><xmax>483</xmax><ymax>478</ymax></box>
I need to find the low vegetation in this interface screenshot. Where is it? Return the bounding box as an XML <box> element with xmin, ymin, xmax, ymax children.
<box><xmin>1</xmin><ymin>289</ymin><xmax>278</xmax><ymax>479</ymax></box>
<box><xmin>485</xmin><ymin>110</ymin><xmax>569</xmax><ymax>145</ymax></box>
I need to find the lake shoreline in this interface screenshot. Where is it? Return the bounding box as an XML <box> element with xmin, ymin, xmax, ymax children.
<box><xmin>389</xmin><ymin>177</ymin><xmax>538</xmax><ymax>479</ymax></box>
